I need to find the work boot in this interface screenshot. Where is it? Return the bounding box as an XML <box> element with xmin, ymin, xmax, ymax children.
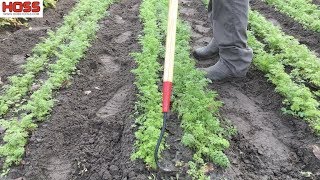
<box><xmin>199</xmin><ymin>58</ymin><xmax>247</xmax><ymax>81</ymax></box>
<box><xmin>202</xmin><ymin>0</ymin><xmax>253</xmax><ymax>81</ymax></box>
<box><xmin>193</xmin><ymin>39</ymin><xmax>219</xmax><ymax>60</ymax></box>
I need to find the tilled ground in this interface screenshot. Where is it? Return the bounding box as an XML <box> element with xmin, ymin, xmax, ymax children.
<box><xmin>7</xmin><ymin>0</ymin><xmax>150</xmax><ymax>179</ymax></box>
<box><xmin>1</xmin><ymin>0</ymin><xmax>320</xmax><ymax>179</ymax></box>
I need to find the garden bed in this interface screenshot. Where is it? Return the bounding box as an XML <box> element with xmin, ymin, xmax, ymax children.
<box><xmin>0</xmin><ymin>0</ymin><xmax>319</xmax><ymax>179</ymax></box>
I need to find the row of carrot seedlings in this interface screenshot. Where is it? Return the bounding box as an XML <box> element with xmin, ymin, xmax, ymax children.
<box><xmin>248</xmin><ymin>11</ymin><xmax>320</xmax><ymax>133</ymax></box>
<box><xmin>0</xmin><ymin>0</ymin><xmax>106</xmax><ymax>117</ymax></box>
<box><xmin>0</xmin><ymin>0</ymin><xmax>117</xmax><ymax>175</ymax></box>
<box><xmin>133</xmin><ymin>0</ymin><xmax>230</xmax><ymax>179</ymax></box>
<box><xmin>265</xmin><ymin>0</ymin><xmax>320</xmax><ymax>32</ymax></box>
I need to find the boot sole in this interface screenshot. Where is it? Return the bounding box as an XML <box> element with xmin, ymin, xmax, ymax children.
<box><xmin>193</xmin><ymin>51</ymin><xmax>218</xmax><ymax>61</ymax></box>
<box><xmin>211</xmin><ymin>76</ymin><xmax>246</xmax><ymax>83</ymax></box>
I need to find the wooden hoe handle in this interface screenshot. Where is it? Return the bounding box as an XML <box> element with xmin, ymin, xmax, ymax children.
<box><xmin>162</xmin><ymin>0</ymin><xmax>179</xmax><ymax>113</ymax></box>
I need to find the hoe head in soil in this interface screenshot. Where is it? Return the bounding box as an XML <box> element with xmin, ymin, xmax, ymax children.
<box><xmin>155</xmin><ymin>0</ymin><xmax>179</xmax><ymax>173</ymax></box>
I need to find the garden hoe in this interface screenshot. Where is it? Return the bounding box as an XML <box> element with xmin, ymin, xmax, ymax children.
<box><xmin>154</xmin><ymin>0</ymin><xmax>179</xmax><ymax>173</ymax></box>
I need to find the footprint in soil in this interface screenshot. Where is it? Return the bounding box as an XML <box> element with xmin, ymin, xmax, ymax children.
<box><xmin>114</xmin><ymin>31</ymin><xmax>132</xmax><ymax>44</ymax></box>
<box><xmin>99</xmin><ymin>55</ymin><xmax>120</xmax><ymax>74</ymax></box>
<box><xmin>96</xmin><ymin>85</ymin><xmax>131</xmax><ymax>118</ymax></box>
<box><xmin>46</xmin><ymin>157</ymin><xmax>72</xmax><ymax>180</ymax></box>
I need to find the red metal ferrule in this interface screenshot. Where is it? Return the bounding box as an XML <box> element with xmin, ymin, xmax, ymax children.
<box><xmin>162</xmin><ymin>81</ymin><xmax>173</xmax><ymax>113</ymax></box>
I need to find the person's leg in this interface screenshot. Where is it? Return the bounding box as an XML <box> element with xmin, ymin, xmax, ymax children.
<box><xmin>200</xmin><ymin>0</ymin><xmax>253</xmax><ymax>80</ymax></box>
<box><xmin>193</xmin><ymin>0</ymin><xmax>218</xmax><ymax>60</ymax></box>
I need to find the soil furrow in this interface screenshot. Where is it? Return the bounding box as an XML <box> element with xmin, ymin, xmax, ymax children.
<box><xmin>180</xmin><ymin>0</ymin><xmax>320</xmax><ymax>179</ymax></box>
<box><xmin>250</xmin><ymin>0</ymin><xmax>320</xmax><ymax>56</ymax></box>
<box><xmin>0</xmin><ymin>0</ymin><xmax>77</xmax><ymax>85</ymax></box>
<box><xmin>7</xmin><ymin>0</ymin><xmax>150</xmax><ymax>179</ymax></box>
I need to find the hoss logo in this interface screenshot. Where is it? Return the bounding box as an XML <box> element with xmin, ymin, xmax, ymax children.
<box><xmin>2</xmin><ymin>1</ymin><xmax>41</xmax><ymax>13</ymax></box>
<box><xmin>0</xmin><ymin>0</ymin><xmax>43</xmax><ymax>18</ymax></box>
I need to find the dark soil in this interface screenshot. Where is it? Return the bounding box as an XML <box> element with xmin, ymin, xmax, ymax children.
<box><xmin>312</xmin><ymin>0</ymin><xmax>320</xmax><ymax>5</ymax></box>
<box><xmin>0</xmin><ymin>0</ymin><xmax>77</xmax><ymax>85</ymax></box>
<box><xmin>250</xmin><ymin>0</ymin><xmax>320</xmax><ymax>56</ymax></box>
<box><xmin>7</xmin><ymin>0</ymin><xmax>151</xmax><ymax>179</ymax></box>
<box><xmin>2</xmin><ymin>0</ymin><xmax>320</xmax><ymax>179</ymax></box>
<box><xmin>180</xmin><ymin>0</ymin><xmax>320</xmax><ymax>179</ymax></box>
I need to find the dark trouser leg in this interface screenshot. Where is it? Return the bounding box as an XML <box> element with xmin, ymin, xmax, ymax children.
<box><xmin>204</xmin><ymin>0</ymin><xmax>253</xmax><ymax>80</ymax></box>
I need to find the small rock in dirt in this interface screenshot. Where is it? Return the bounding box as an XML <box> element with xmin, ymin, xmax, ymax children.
<box><xmin>36</xmin><ymin>138</ymin><xmax>43</xmax><ymax>143</ymax></box>
<box><xmin>195</xmin><ymin>25</ymin><xmax>210</xmax><ymax>34</ymax></box>
<box><xmin>109</xmin><ymin>165</ymin><xmax>119</xmax><ymax>174</ymax></box>
<box><xmin>31</xmin><ymin>83</ymin><xmax>41</xmax><ymax>91</ymax></box>
<box><xmin>0</xmin><ymin>77</ymin><xmax>3</xmax><ymax>85</ymax></box>
<box><xmin>257</xmin><ymin>149</ymin><xmax>264</xmax><ymax>155</ymax></box>
<box><xmin>312</xmin><ymin>145</ymin><xmax>320</xmax><ymax>160</ymax></box>
<box><xmin>114</xmin><ymin>15</ymin><xmax>126</xmax><ymax>24</ymax></box>
<box><xmin>12</xmin><ymin>55</ymin><xmax>26</xmax><ymax>65</ymax></box>
<box><xmin>114</xmin><ymin>31</ymin><xmax>132</xmax><ymax>44</ymax></box>
<box><xmin>14</xmin><ymin>177</ymin><xmax>25</xmax><ymax>180</ymax></box>
<box><xmin>204</xmin><ymin>163</ymin><xmax>215</xmax><ymax>174</ymax></box>
<box><xmin>231</xmin><ymin>158</ymin><xmax>238</xmax><ymax>165</ymax></box>
<box><xmin>243</xmin><ymin>159</ymin><xmax>251</xmax><ymax>164</ymax></box>
<box><xmin>301</xmin><ymin>171</ymin><xmax>313</xmax><ymax>178</ymax></box>
<box><xmin>84</xmin><ymin>91</ymin><xmax>92</xmax><ymax>95</ymax></box>
<box><xmin>89</xmin><ymin>138</ymin><xmax>95</xmax><ymax>144</ymax></box>
<box><xmin>28</xmin><ymin>26</ymin><xmax>50</xmax><ymax>32</ymax></box>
